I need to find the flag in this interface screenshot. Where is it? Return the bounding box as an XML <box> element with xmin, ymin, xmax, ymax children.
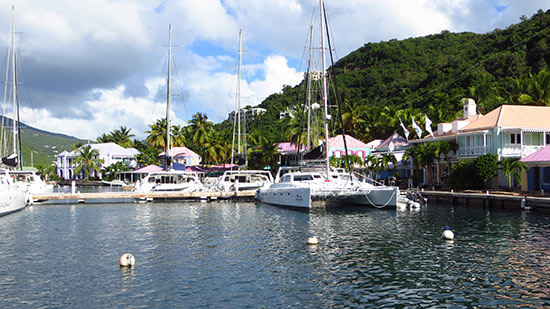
<box><xmin>399</xmin><ymin>118</ymin><xmax>409</xmax><ymax>141</ymax></box>
<box><xmin>425</xmin><ymin>114</ymin><xmax>434</xmax><ymax>138</ymax></box>
<box><xmin>412</xmin><ymin>117</ymin><xmax>422</xmax><ymax>139</ymax></box>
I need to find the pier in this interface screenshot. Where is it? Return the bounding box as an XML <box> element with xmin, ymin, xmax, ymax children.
<box><xmin>32</xmin><ymin>190</ymin><xmax>256</xmax><ymax>204</ymax></box>
<box><xmin>421</xmin><ymin>190</ymin><xmax>550</xmax><ymax>211</ymax></box>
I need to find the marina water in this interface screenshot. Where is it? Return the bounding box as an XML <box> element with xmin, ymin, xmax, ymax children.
<box><xmin>1</xmin><ymin>201</ymin><xmax>549</xmax><ymax>307</ymax></box>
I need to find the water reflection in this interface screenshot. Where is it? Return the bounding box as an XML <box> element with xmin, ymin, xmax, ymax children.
<box><xmin>0</xmin><ymin>201</ymin><xmax>549</xmax><ymax>307</ymax></box>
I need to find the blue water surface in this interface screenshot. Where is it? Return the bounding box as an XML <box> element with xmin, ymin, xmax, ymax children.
<box><xmin>0</xmin><ymin>201</ymin><xmax>549</xmax><ymax>307</ymax></box>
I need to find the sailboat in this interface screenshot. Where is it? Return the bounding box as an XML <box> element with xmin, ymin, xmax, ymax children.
<box><xmin>256</xmin><ymin>0</ymin><xmax>399</xmax><ymax>209</ymax></box>
<box><xmin>0</xmin><ymin>7</ymin><xmax>28</xmax><ymax>215</ymax></box>
<box><xmin>215</xmin><ymin>30</ymin><xmax>273</xmax><ymax>193</ymax></box>
<box><xmin>133</xmin><ymin>24</ymin><xmax>203</xmax><ymax>194</ymax></box>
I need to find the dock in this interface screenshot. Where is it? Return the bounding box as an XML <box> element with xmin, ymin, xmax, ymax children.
<box><xmin>421</xmin><ymin>190</ymin><xmax>550</xmax><ymax>211</ymax></box>
<box><xmin>32</xmin><ymin>190</ymin><xmax>256</xmax><ymax>204</ymax></box>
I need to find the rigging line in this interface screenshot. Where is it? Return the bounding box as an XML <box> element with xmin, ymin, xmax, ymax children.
<box><xmin>16</xmin><ymin>41</ymin><xmax>39</xmax><ymax>130</ymax></box>
<box><xmin>171</xmin><ymin>58</ymin><xmax>189</xmax><ymax>122</ymax></box>
<box><xmin>323</xmin><ymin>3</ymin><xmax>350</xmax><ymax>172</ymax></box>
<box><xmin>149</xmin><ymin>53</ymin><xmax>169</xmax><ymax>132</ymax></box>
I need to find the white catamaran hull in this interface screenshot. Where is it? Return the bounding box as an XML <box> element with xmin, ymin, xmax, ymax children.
<box><xmin>256</xmin><ymin>186</ymin><xmax>311</xmax><ymax>209</ymax></box>
<box><xmin>0</xmin><ymin>188</ymin><xmax>26</xmax><ymax>216</ymax></box>
<box><xmin>327</xmin><ymin>186</ymin><xmax>399</xmax><ymax>208</ymax></box>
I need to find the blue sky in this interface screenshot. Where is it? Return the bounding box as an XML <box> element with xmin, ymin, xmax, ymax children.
<box><xmin>1</xmin><ymin>0</ymin><xmax>549</xmax><ymax>140</ymax></box>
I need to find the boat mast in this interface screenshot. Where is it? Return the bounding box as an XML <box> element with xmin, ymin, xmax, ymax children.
<box><xmin>237</xmin><ymin>30</ymin><xmax>243</xmax><ymax>164</ymax></box>
<box><xmin>306</xmin><ymin>25</ymin><xmax>314</xmax><ymax>151</ymax></box>
<box><xmin>320</xmin><ymin>0</ymin><xmax>330</xmax><ymax>178</ymax></box>
<box><xmin>165</xmin><ymin>24</ymin><xmax>172</xmax><ymax>171</ymax></box>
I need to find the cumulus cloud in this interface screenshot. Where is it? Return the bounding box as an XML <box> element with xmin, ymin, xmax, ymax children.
<box><xmin>3</xmin><ymin>0</ymin><xmax>550</xmax><ymax>140</ymax></box>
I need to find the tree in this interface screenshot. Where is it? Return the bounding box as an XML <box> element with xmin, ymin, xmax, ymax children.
<box><xmin>188</xmin><ymin>113</ymin><xmax>213</xmax><ymax>161</ymax></box>
<box><xmin>475</xmin><ymin>153</ymin><xmax>498</xmax><ymax>188</ymax></box>
<box><xmin>498</xmin><ymin>157</ymin><xmax>528</xmax><ymax>189</ymax></box>
<box><xmin>74</xmin><ymin>145</ymin><xmax>104</xmax><ymax>180</ymax></box>
<box><xmin>516</xmin><ymin>70</ymin><xmax>550</xmax><ymax>106</ymax></box>
<box><xmin>146</xmin><ymin>118</ymin><xmax>167</xmax><ymax>150</ymax></box>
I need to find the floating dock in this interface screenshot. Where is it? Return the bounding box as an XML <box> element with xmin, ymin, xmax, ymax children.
<box><xmin>32</xmin><ymin>190</ymin><xmax>256</xmax><ymax>204</ymax></box>
<box><xmin>421</xmin><ymin>190</ymin><xmax>550</xmax><ymax>211</ymax></box>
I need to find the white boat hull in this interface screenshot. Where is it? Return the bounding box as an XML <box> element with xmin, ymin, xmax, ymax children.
<box><xmin>0</xmin><ymin>188</ymin><xmax>26</xmax><ymax>216</ymax></box>
<box><xmin>327</xmin><ymin>186</ymin><xmax>399</xmax><ymax>208</ymax></box>
<box><xmin>256</xmin><ymin>186</ymin><xmax>311</xmax><ymax>209</ymax></box>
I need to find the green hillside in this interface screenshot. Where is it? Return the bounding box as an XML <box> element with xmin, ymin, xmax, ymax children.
<box><xmin>1</xmin><ymin>117</ymin><xmax>85</xmax><ymax>167</ymax></box>
<box><xmin>250</xmin><ymin>9</ymin><xmax>550</xmax><ymax>143</ymax></box>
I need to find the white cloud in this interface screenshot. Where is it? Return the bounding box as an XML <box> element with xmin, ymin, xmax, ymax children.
<box><xmin>4</xmin><ymin>0</ymin><xmax>550</xmax><ymax>141</ymax></box>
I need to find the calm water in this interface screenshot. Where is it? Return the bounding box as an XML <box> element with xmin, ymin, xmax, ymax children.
<box><xmin>1</xmin><ymin>201</ymin><xmax>549</xmax><ymax>308</ymax></box>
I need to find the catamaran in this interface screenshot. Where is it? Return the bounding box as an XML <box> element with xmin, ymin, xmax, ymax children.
<box><xmin>0</xmin><ymin>7</ymin><xmax>28</xmax><ymax>214</ymax></box>
<box><xmin>133</xmin><ymin>24</ymin><xmax>204</xmax><ymax>194</ymax></box>
<box><xmin>256</xmin><ymin>0</ymin><xmax>399</xmax><ymax>210</ymax></box>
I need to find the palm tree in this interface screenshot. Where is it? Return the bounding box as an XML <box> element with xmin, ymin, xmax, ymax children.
<box><xmin>74</xmin><ymin>145</ymin><xmax>104</xmax><ymax>180</ymax></box>
<box><xmin>498</xmin><ymin>158</ymin><xmax>528</xmax><ymax>189</ymax></box>
<box><xmin>111</xmin><ymin>126</ymin><xmax>135</xmax><ymax>148</ymax></box>
<box><xmin>342</xmin><ymin>98</ymin><xmax>366</xmax><ymax>134</ymax></box>
<box><xmin>516</xmin><ymin>70</ymin><xmax>550</xmax><ymax>106</ymax></box>
<box><xmin>146</xmin><ymin>119</ymin><xmax>167</xmax><ymax>150</ymax></box>
<box><xmin>171</xmin><ymin>125</ymin><xmax>187</xmax><ymax>147</ymax></box>
<box><xmin>188</xmin><ymin>113</ymin><xmax>213</xmax><ymax>162</ymax></box>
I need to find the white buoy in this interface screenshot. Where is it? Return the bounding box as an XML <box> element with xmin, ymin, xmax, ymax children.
<box><xmin>119</xmin><ymin>253</ymin><xmax>135</xmax><ymax>268</ymax></box>
<box><xmin>442</xmin><ymin>226</ymin><xmax>454</xmax><ymax>240</ymax></box>
<box><xmin>306</xmin><ymin>236</ymin><xmax>319</xmax><ymax>245</ymax></box>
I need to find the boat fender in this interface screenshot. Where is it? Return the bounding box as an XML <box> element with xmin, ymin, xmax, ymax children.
<box><xmin>306</xmin><ymin>236</ymin><xmax>319</xmax><ymax>245</ymax></box>
<box><xmin>442</xmin><ymin>226</ymin><xmax>454</xmax><ymax>241</ymax></box>
<box><xmin>120</xmin><ymin>253</ymin><xmax>135</xmax><ymax>268</ymax></box>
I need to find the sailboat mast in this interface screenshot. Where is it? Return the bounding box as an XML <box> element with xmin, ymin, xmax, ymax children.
<box><xmin>306</xmin><ymin>25</ymin><xmax>314</xmax><ymax>151</ymax></box>
<box><xmin>11</xmin><ymin>6</ymin><xmax>17</xmax><ymax>160</ymax></box>
<box><xmin>319</xmin><ymin>0</ymin><xmax>330</xmax><ymax>178</ymax></box>
<box><xmin>165</xmin><ymin>24</ymin><xmax>172</xmax><ymax>170</ymax></box>
<box><xmin>237</xmin><ymin>30</ymin><xmax>242</xmax><ymax>159</ymax></box>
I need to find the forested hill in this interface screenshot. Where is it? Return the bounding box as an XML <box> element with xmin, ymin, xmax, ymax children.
<box><xmin>251</xmin><ymin>9</ymin><xmax>550</xmax><ymax>143</ymax></box>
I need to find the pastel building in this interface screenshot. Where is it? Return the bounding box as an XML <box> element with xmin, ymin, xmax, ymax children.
<box><xmin>412</xmin><ymin>99</ymin><xmax>550</xmax><ymax>189</ymax></box>
<box><xmin>56</xmin><ymin>142</ymin><xmax>139</xmax><ymax>180</ymax></box>
<box><xmin>159</xmin><ymin>147</ymin><xmax>201</xmax><ymax>169</ymax></box>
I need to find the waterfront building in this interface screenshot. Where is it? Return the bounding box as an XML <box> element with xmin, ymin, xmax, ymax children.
<box><xmin>411</xmin><ymin>99</ymin><xmax>550</xmax><ymax>189</ymax></box>
<box><xmin>56</xmin><ymin>143</ymin><xmax>139</xmax><ymax>180</ymax></box>
<box><xmin>228</xmin><ymin>107</ymin><xmax>266</xmax><ymax>123</ymax></box>
<box><xmin>369</xmin><ymin>133</ymin><xmax>411</xmax><ymax>183</ymax></box>
<box><xmin>158</xmin><ymin>147</ymin><xmax>201</xmax><ymax>169</ymax></box>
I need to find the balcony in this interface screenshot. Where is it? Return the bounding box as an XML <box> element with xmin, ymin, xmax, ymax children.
<box><xmin>457</xmin><ymin>146</ymin><xmax>489</xmax><ymax>158</ymax></box>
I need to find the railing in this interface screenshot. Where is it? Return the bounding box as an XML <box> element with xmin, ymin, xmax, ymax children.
<box><xmin>522</xmin><ymin>145</ymin><xmax>545</xmax><ymax>157</ymax></box>
<box><xmin>457</xmin><ymin>146</ymin><xmax>489</xmax><ymax>158</ymax></box>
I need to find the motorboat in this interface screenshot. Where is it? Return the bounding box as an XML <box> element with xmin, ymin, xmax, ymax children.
<box><xmin>214</xmin><ymin>170</ymin><xmax>273</xmax><ymax>192</ymax></box>
<box><xmin>132</xmin><ymin>170</ymin><xmax>203</xmax><ymax>193</ymax></box>
<box><xmin>10</xmin><ymin>171</ymin><xmax>54</xmax><ymax>197</ymax></box>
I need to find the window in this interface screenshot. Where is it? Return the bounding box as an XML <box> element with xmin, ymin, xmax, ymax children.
<box><xmin>524</xmin><ymin>132</ymin><xmax>543</xmax><ymax>146</ymax></box>
<box><xmin>505</xmin><ymin>133</ymin><xmax>521</xmax><ymax>145</ymax></box>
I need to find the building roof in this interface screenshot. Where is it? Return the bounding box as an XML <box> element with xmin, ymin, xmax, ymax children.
<box><xmin>133</xmin><ymin>164</ymin><xmax>163</xmax><ymax>172</ymax></box>
<box><xmin>59</xmin><ymin>142</ymin><xmax>139</xmax><ymax>157</ymax></box>
<box><xmin>521</xmin><ymin>145</ymin><xmax>550</xmax><ymax>164</ymax></box>
<box><xmin>375</xmin><ymin>133</ymin><xmax>409</xmax><ymax>151</ymax></box>
<box><xmin>460</xmin><ymin>105</ymin><xmax>550</xmax><ymax>133</ymax></box>
<box><xmin>277</xmin><ymin>142</ymin><xmax>306</xmax><ymax>154</ymax></box>
<box><xmin>327</xmin><ymin>134</ymin><xmax>370</xmax><ymax>149</ymax></box>
<box><xmin>160</xmin><ymin>146</ymin><xmax>199</xmax><ymax>158</ymax></box>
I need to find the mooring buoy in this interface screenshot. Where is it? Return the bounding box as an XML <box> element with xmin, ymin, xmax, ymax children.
<box><xmin>442</xmin><ymin>226</ymin><xmax>454</xmax><ymax>241</ymax></box>
<box><xmin>120</xmin><ymin>253</ymin><xmax>135</xmax><ymax>267</ymax></box>
<box><xmin>306</xmin><ymin>236</ymin><xmax>319</xmax><ymax>245</ymax></box>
